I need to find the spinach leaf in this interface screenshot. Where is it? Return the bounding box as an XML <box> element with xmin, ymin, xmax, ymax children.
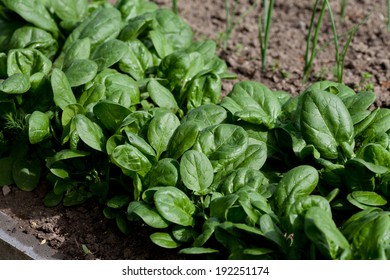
<box><xmin>93</xmin><ymin>101</ymin><xmax>131</xmax><ymax>133</ymax></box>
<box><xmin>74</xmin><ymin>114</ymin><xmax>106</xmax><ymax>152</ymax></box>
<box><xmin>221</xmin><ymin>81</ymin><xmax>281</xmax><ymax>128</ymax></box>
<box><xmin>154</xmin><ymin>187</ymin><xmax>196</xmax><ymax>227</ymax></box>
<box><xmin>193</xmin><ymin>124</ymin><xmax>248</xmax><ymax>172</ymax></box>
<box><xmin>7</xmin><ymin>49</ymin><xmax>52</xmax><ymax>76</ymax></box>
<box><xmin>304</xmin><ymin>207</ymin><xmax>352</xmax><ymax>259</ymax></box>
<box><xmin>91</xmin><ymin>39</ymin><xmax>128</xmax><ymax>71</ymax></box>
<box><xmin>147</xmin><ymin>79</ymin><xmax>179</xmax><ymax>112</ymax></box>
<box><xmin>28</xmin><ymin>111</ymin><xmax>50</xmax><ymax>144</ymax></box>
<box><xmin>180</xmin><ymin>150</ymin><xmax>214</xmax><ymax>195</ymax></box>
<box><xmin>147</xmin><ymin>111</ymin><xmax>180</xmax><ymax>159</ymax></box>
<box><xmin>127</xmin><ymin>201</ymin><xmax>170</xmax><ymax>229</ymax></box>
<box><xmin>273</xmin><ymin>165</ymin><xmax>319</xmax><ymax>216</ymax></box>
<box><xmin>64</xmin><ymin>59</ymin><xmax>98</xmax><ymax>87</ymax></box>
<box><xmin>300</xmin><ymin>89</ymin><xmax>354</xmax><ymax>160</ymax></box>
<box><xmin>51</xmin><ymin>68</ymin><xmax>77</xmax><ymax>110</ymax></box>
<box><xmin>144</xmin><ymin>158</ymin><xmax>178</xmax><ymax>188</ymax></box>
<box><xmin>111</xmin><ymin>144</ymin><xmax>152</xmax><ymax>177</ymax></box>
<box><xmin>2</xmin><ymin>0</ymin><xmax>59</xmax><ymax>38</ymax></box>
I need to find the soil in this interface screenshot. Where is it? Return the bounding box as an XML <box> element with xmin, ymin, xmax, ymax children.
<box><xmin>0</xmin><ymin>0</ymin><xmax>389</xmax><ymax>260</ymax></box>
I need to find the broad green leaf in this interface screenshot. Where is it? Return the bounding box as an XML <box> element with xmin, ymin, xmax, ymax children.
<box><xmin>304</xmin><ymin>207</ymin><xmax>352</xmax><ymax>260</ymax></box>
<box><xmin>63</xmin><ymin>38</ymin><xmax>91</xmax><ymax>68</ymax></box>
<box><xmin>301</xmin><ymin>90</ymin><xmax>354</xmax><ymax>160</ymax></box>
<box><xmin>149</xmin><ymin>30</ymin><xmax>173</xmax><ymax>59</ymax></box>
<box><xmin>147</xmin><ymin>79</ymin><xmax>178</xmax><ymax>112</ymax></box>
<box><xmin>0</xmin><ymin>157</ymin><xmax>14</xmax><ymax>186</ymax></box>
<box><xmin>12</xmin><ymin>156</ymin><xmax>41</xmax><ymax>191</ymax></box>
<box><xmin>74</xmin><ymin>114</ymin><xmax>106</xmax><ymax>152</ymax></box>
<box><xmin>7</xmin><ymin>49</ymin><xmax>52</xmax><ymax>76</ymax></box>
<box><xmin>150</xmin><ymin>232</ymin><xmax>181</xmax><ymax>249</ymax></box>
<box><xmin>180</xmin><ymin>150</ymin><xmax>213</xmax><ymax>195</ymax></box>
<box><xmin>210</xmin><ymin>194</ymin><xmax>239</xmax><ymax>221</ymax></box>
<box><xmin>351</xmin><ymin>191</ymin><xmax>387</xmax><ymax>207</ymax></box>
<box><xmin>219</xmin><ymin>168</ymin><xmax>268</xmax><ymax>195</ymax></box>
<box><xmin>193</xmin><ymin>124</ymin><xmax>248</xmax><ymax>172</ymax></box>
<box><xmin>193</xmin><ymin>217</ymin><xmax>220</xmax><ymax>247</ymax></box>
<box><xmin>51</xmin><ymin>0</ymin><xmax>88</xmax><ymax>22</ymax></box>
<box><xmin>92</xmin><ymin>39</ymin><xmax>127</xmax><ymax>71</ymax></box>
<box><xmin>172</xmin><ymin>225</ymin><xmax>196</xmax><ymax>242</ymax></box>
<box><xmin>111</xmin><ymin>144</ymin><xmax>152</xmax><ymax>177</ymax></box>
<box><xmin>182</xmin><ymin>104</ymin><xmax>227</xmax><ymax>129</ymax></box>
<box><xmin>358</xmin><ymin>143</ymin><xmax>390</xmax><ymax>168</ymax></box>
<box><xmin>153</xmin><ymin>9</ymin><xmax>193</xmax><ymax>50</ymax></box>
<box><xmin>106</xmin><ymin>195</ymin><xmax>130</xmax><ymax>209</ymax></box>
<box><xmin>128</xmin><ymin>201</ymin><xmax>170</xmax><ymax>229</ymax></box>
<box><xmin>2</xmin><ymin>0</ymin><xmax>59</xmax><ymax>38</ymax></box>
<box><xmin>147</xmin><ymin>111</ymin><xmax>180</xmax><ymax>159</ymax></box>
<box><xmin>93</xmin><ymin>101</ymin><xmax>131</xmax><ymax>132</ymax></box>
<box><xmin>221</xmin><ymin>81</ymin><xmax>281</xmax><ymax>128</ymax></box>
<box><xmin>64</xmin><ymin>59</ymin><xmax>98</xmax><ymax>87</ymax></box>
<box><xmin>154</xmin><ymin>187</ymin><xmax>195</xmax><ymax>226</ymax></box>
<box><xmin>167</xmin><ymin>122</ymin><xmax>201</xmax><ymax>159</ymax></box>
<box><xmin>145</xmin><ymin>158</ymin><xmax>178</xmax><ymax>188</ymax></box>
<box><xmin>63</xmin><ymin>7</ymin><xmax>121</xmax><ymax>52</ymax></box>
<box><xmin>117</xmin><ymin>0</ymin><xmax>158</xmax><ymax>22</ymax></box>
<box><xmin>0</xmin><ymin>74</ymin><xmax>30</xmax><ymax>94</ymax></box>
<box><xmin>51</xmin><ymin>68</ymin><xmax>77</xmax><ymax>110</ymax></box>
<box><xmin>28</xmin><ymin>111</ymin><xmax>50</xmax><ymax>144</ymax></box>
<box><xmin>123</xmin><ymin>131</ymin><xmax>156</xmax><ymax>158</ymax></box>
<box><xmin>8</xmin><ymin>26</ymin><xmax>58</xmax><ymax>59</ymax></box>
<box><xmin>259</xmin><ymin>214</ymin><xmax>287</xmax><ymax>251</ymax></box>
<box><xmin>119</xmin><ymin>39</ymin><xmax>153</xmax><ymax>81</ymax></box>
<box><xmin>274</xmin><ymin>165</ymin><xmax>319</xmax><ymax>216</ymax></box>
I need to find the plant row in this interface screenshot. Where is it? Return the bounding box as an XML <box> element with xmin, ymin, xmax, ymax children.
<box><xmin>0</xmin><ymin>0</ymin><xmax>390</xmax><ymax>259</ymax></box>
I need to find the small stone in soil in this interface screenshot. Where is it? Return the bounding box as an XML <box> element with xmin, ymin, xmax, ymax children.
<box><xmin>2</xmin><ymin>185</ymin><xmax>11</xmax><ymax>196</ymax></box>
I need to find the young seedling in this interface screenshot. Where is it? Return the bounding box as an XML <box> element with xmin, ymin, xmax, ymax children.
<box><xmin>222</xmin><ymin>0</ymin><xmax>259</xmax><ymax>50</ymax></box>
<box><xmin>172</xmin><ymin>0</ymin><xmax>178</xmax><ymax>14</ymax></box>
<box><xmin>304</xmin><ymin>0</ymin><xmax>368</xmax><ymax>83</ymax></box>
<box><xmin>340</xmin><ymin>0</ymin><xmax>347</xmax><ymax>21</ymax></box>
<box><xmin>258</xmin><ymin>0</ymin><xmax>275</xmax><ymax>71</ymax></box>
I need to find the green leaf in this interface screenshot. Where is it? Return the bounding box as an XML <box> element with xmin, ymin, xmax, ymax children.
<box><xmin>51</xmin><ymin>0</ymin><xmax>88</xmax><ymax>22</ymax></box>
<box><xmin>172</xmin><ymin>225</ymin><xmax>196</xmax><ymax>242</ymax></box>
<box><xmin>145</xmin><ymin>158</ymin><xmax>178</xmax><ymax>188</ymax></box>
<box><xmin>28</xmin><ymin>111</ymin><xmax>50</xmax><ymax>144</ymax></box>
<box><xmin>92</xmin><ymin>39</ymin><xmax>127</xmax><ymax>71</ymax></box>
<box><xmin>106</xmin><ymin>195</ymin><xmax>131</xmax><ymax>209</ymax></box>
<box><xmin>304</xmin><ymin>207</ymin><xmax>352</xmax><ymax>260</ymax></box>
<box><xmin>147</xmin><ymin>79</ymin><xmax>178</xmax><ymax>112</ymax></box>
<box><xmin>128</xmin><ymin>201</ymin><xmax>170</xmax><ymax>229</ymax></box>
<box><xmin>180</xmin><ymin>150</ymin><xmax>214</xmax><ymax>195</ymax></box>
<box><xmin>43</xmin><ymin>190</ymin><xmax>63</xmax><ymax>207</ymax></box>
<box><xmin>150</xmin><ymin>232</ymin><xmax>181</xmax><ymax>249</ymax></box>
<box><xmin>167</xmin><ymin>122</ymin><xmax>201</xmax><ymax>159</ymax></box>
<box><xmin>7</xmin><ymin>49</ymin><xmax>52</xmax><ymax>76</ymax></box>
<box><xmin>9</xmin><ymin>26</ymin><xmax>58</xmax><ymax>59</ymax></box>
<box><xmin>123</xmin><ymin>131</ymin><xmax>156</xmax><ymax>158</ymax></box>
<box><xmin>2</xmin><ymin>0</ymin><xmax>59</xmax><ymax>38</ymax></box>
<box><xmin>111</xmin><ymin>144</ymin><xmax>152</xmax><ymax>177</ymax></box>
<box><xmin>179</xmin><ymin>247</ymin><xmax>219</xmax><ymax>255</ymax></box>
<box><xmin>51</xmin><ymin>68</ymin><xmax>77</xmax><ymax>110</ymax></box>
<box><xmin>351</xmin><ymin>191</ymin><xmax>387</xmax><ymax>207</ymax></box>
<box><xmin>119</xmin><ymin>39</ymin><xmax>153</xmax><ymax>81</ymax></box>
<box><xmin>93</xmin><ymin>101</ymin><xmax>131</xmax><ymax>133</ymax></box>
<box><xmin>193</xmin><ymin>124</ymin><xmax>248</xmax><ymax>172</ymax></box>
<box><xmin>12</xmin><ymin>156</ymin><xmax>41</xmax><ymax>191</ymax></box>
<box><xmin>210</xmin><ymin>194</ymin><xmax>239</xmax><ymax>221</ymax></box>
<box><xmin>273</xmin><ymin>165</ymin><xmax>319</xmax><ymax>216</ymax></box>
<box><xmin>182</xmin><ymin>104</ymin><xmax>227</xmax><ymax>129</ymax></box>
<box><xmin>154</xmin><ymin>187</ymin><xmax>195</xmax><ymax>226</ymax></box>
<box><xmin>64</xmin><ymin>59</ymin><xmax>98</xmax><ymax>87</ymax></box>
<box><xmin>147</xmin><ymin>111</ymin><xmax>180</xmax><ymax>159</ymax></box>
<box><xmin>221</xmin><ymin>81</ymin><xmax>281</xmax><ymax>128</ymax></box>
<box><xmin>0</xmin><ymin>74</ymin><xmax>30</xmax><ymax>94</ymax></box>
<box><xmin>301</xmin><ymin>89</ymin><xmax>354</xmax><ymax>160</ymax></box>
<box><xmin>74</xmin><ymin>114</ymin><xmax>106</xmax><ymax>152</ymax></box>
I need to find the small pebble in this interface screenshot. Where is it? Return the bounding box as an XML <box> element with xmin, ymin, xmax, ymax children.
<box><xmin>2</xmin><ymin>185</ymin><xmax>11</xmax><ymax>196</ymax></box>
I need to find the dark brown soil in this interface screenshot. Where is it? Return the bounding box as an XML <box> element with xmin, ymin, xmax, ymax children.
<box><xmin>0</xmin><ymin>0</ymin><xmax>389</xmax><ymax>259</ymax></box>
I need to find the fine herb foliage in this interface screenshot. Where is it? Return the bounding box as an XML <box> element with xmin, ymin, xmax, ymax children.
<box><xmin>0</xmin><ymin>0</ymin><xmax>389</xmax><ymax>260</ymax></box>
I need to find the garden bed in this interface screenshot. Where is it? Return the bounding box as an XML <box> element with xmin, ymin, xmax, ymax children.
<box><xmin>0</xmin><ymin>0</ymin><xmax>389</xmax><ymax>259</ymax></box>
